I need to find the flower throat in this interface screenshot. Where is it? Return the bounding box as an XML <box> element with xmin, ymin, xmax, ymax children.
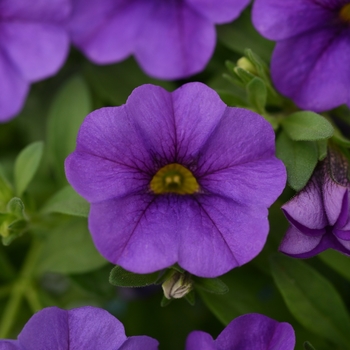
<box><xmin>150</xmin><ymin>163</ymin><xmax>199</xmax><ymax>194</ymax></box>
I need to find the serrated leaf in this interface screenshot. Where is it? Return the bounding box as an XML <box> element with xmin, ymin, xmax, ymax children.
<box><xmin>276</xmin><ymin>131</ymin><xmax>318</xmax><ymax>191</ymax></box>
<box><xmin>193</xmin><ymin>277</ymin><xmax>229</xmax><ymax>295</ymax></box>
<box><xmin>47</xmin><ymin>75</ymin><xmax>92</xmax><ymax>184</ymax></box>
<box><xmin>270</xmin><ymin>254</ymin><xmax>350</xmax><ymax>348</ymax></box>
<box><xmin>14</xmin><ymin>141</ymin><xmax>44</xmax><ymax>196</ymax></box>
<box><xmin>41</xmin><ymin>185</ymin><xmax>89</xmax><ymax>218</ymax></box>
<box><xmin>282</xmin><ymin>112</ymin><xmax>334</xmax><ymax>141</ymax></box>
<box><xmin>109</xmin><ymin>265</ymin><xmax>160</xmax><ymax>287</ymax></box>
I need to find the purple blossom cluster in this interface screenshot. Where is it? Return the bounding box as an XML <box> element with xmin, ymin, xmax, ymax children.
<box><xmin>0</xmin><ymin>307</ymin><xmax>295</xmax><ymax>349</ymax></box>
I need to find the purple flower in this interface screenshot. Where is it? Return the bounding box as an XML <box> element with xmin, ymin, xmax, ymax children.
<box><xmin>280</xmin><ymin>151</ymin><xmax>350</xmax><ymax>258</ymax></box>
<box><xmin>252</xmin><ymin>0</ymin><xmax>350</xmax><ymax>112</ymax></box>
<box><xmin>68</xmin><ymin>0</ymin><xmax>250</xmax><ymax>80</ymax></box>
<box><xmin>65</xmin><ymin>82</ymin><xmax>286</xmax><ymax>277</ymax></box>
<box><xmin>0</xmin><ymin>306</ymin><xmax>158</xmax><ymax>350</ymax></box>
<box><xmin>0</xmin><ymin>0</ymin><xmax>70</xmax><ymax>122</ymax></box>
<box><xmin>185</xmin><ymin>313</ymin><xmax>295</xmax><ymax>350</ymax></box>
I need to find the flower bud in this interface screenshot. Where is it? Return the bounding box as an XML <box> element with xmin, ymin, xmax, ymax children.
<box><xmin>162</xmin><ymin>271</ymin><xmax>193</xmax><ymax>300</ymax></box>
<box><xmin>236</xmin><ymin>57</ymin><xmax>257</xmax><ymax>75</ymax></box>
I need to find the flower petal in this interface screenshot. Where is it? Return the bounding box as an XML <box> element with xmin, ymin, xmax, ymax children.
<box><xmin>185</xmin><ymin>0</ymin><xmax>249</xmax><ymax>24</ymax></box>
<box><xmin>1</xmin><ymin>21</ymin><xmax>69</xmax><ymax>81</ymax></box>
<box><xmin>0</xmin><ymin>51</ymin><xmax>28</xmax><ymax>122</ymax></box>
<box><xmin>185</xmin><ymin>331</ymin><xmax>216</xmax><ymax>350</ymax></box>
<box><xmin>126</xmin><ymin>83</ymin><xmax>226</xmax><ymax>165</ymax></box>
<box><xmin>271</xmin><ymin>27</ymin><xmax>350</xmax><ymax>111</ymax></box>
<box><xmin>69</xmin><ymin>0</ymin><xmax>152</xmax><ymax>63</ymax></box>
<box><xmin>135</xmin><ymin>2</ymin><xmax>215</xmax><ymax>79</ymax></box>
<box><xmin>196</xmin><ymin>107</ymin><xmax>285</xmax><ymax>206</ymax></box>
<box><xmin>282</xmin><ymin>176</ymin><xmax>328</xmax><ymax>231</ymax></box>
<box><xmin>0</xmin><ymin>341</ymin><xmax>20</xmax><ymax>350</ymax></box>
<box><xmin>252</xmin><ymin>0</ymin><xmax>335</xmax><ymax>41</ymax></box>
<box><xmin>17</xmin><ymin>307</ymin><xmax>128</xmax><ymax>350</ymax></box>
<box><xmin>0</xmin><ymin>0</ymin><xmax>71</xmax><ymax>22</ymax></box>
<box><xmin>216</xmin><ymin>313</ymin><xmax>295</xmax><ymax>350</ymax></box>
<box><xmin>279</xmin><ymin>226</ymin><xmax>325</xmax><ymax>258</ymax></box>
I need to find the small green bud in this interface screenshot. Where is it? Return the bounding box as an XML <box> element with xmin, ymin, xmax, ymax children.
<box><xmin>236</xmin><ymin>57</ymin><xmax>257</xmax><ymax>75</ymax></box>
<box><xmin>162</xmin><ymin>271</ymin><xmax>193</xmax><ymax>300</ymax></box>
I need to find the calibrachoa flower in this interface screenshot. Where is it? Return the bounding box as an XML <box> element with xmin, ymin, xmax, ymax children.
<box><xmin>68</xmin><ymin>0</ymin><xmax>250</xmax><ymax>80</ymax></box>
<box><xmin>0</xmin><ymin>0</ymin><xmax>71</xmax><ymax>122</ymax></box>
<box><xmin>252</xmin><ymin>0</ymin><xmax>350</xmax><ymax>112</ymax></box>
<box><xmin>280</xmin><ymin>151</ymin><xmax>350</xmax><ymax>258</ymax></box>
<box><xmin>185</xmin><ymin>313</ymin><xmax>295</xmax><ymax>350</ymax></box>
<box><xmin>65</xmin><ymin>82</ymin><xmax>286</xmax><ymax>278</ymax></box>
<box><xmin>0</xmin><ymin>306</ymin><xmax>158</xmax><ymax>349</ymax></box>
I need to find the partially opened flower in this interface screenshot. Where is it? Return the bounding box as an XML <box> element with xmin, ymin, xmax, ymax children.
<box><xmin>68</xmin><ymin>0</ymin><xmax>250</xmax><ymax>80</ymax></box>
<box><xmin>0</xmin><ymin>0</ymin><xmax>71</xmax><ymax>122</ymax></box>
<box><xmin>185</xmin><ymin>313</ymin><xmax>295</xmax><ymax>350</ymax></box>
<box><xmin>65</xmin><ymin>82</ymin><xmax>286</xmax><ymax>277</ymax></box>
<box><xmin>0</xmin><ymin>306</ymin><xmax>158</xmax><ymax>350</ymax></box>
<box><xmin>252</xmin><ymin>0</ymin><xmax>350</xmax><ymax>112</ymax></box>
<box><xmin>280</xmin><ymin>151</ymin><xmax>350</xmax><ymax>258</ymax></box>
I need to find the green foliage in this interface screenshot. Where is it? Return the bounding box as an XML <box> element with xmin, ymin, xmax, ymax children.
<box><xmin>35</xmin><ymin>217</ymin><xmax>106</xmax><ymax>275</ymax></box>
<box><xmin>192</xmin><ymin>276</ymin><xmax>229</xmax><ymax>295</ymax></box>
<box><xmin>41</xmin><ymin>185</ymin><xmax>89</xmax><ymax>218</ymax></box>
<box><xmin>246</xmin><ymin>77</ymin><xmax>267</xmax><ymax>114</ymax></box>
<box><xmin>276</xmin><ymin>131</ymin><xmax>318</xmax><ymax>191</ymax></box>
<box><xmin>14</xmin><ymin>141</ymin><xmax>44</xmax><ymax>197</ymax></box>
<box><xmin>281</xmin><ymin>112</ymin><xmax>334</xmax><ymax>141</ymax></box>
<box><xmin>318</xmin><ymin>250</ymin><xmax>350</xmax><ymax>281</ymax></box>
<box><xmin>46</xmin><ymin>75</ymin><xmax>92</xmax><ymax>184</ymax></box>
<box><xmin>270</xmin><ymin>254</ymin><xmax>350</xmax><ymax>348</ymax></box>
<box><xmin>109</xmin><ymin>265</ymin><xmax>161</xmax><ymax>288</ymax></box>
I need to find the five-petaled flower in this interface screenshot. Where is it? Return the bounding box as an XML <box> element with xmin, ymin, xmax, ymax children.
<box><xmin>65</xmin><ymin>82</ymin><xmax>286</xmax><ymax>278</ymax></box>
<box><xmin>280</xmin><ymin>151</ymin><xmax>350</xmax><ymax>258</ymax></box>
<box><xmin>0</xmin><ymin>0</ymin><xmax>70</xmax><ymax>122</ymax></box>
<box><xmin>185</xmin><ymin>313</ymin><xmax>295</xmax><ymax>350</ymax></box>
<box><xmin>252</xmin><ymin>0</ymin><xmax>350</xmax><ymax>112</ymax></box>
<box><xmin>0</xmin><ymin>306</ymin><xmax>158</xmax><ymax>350</ymax></box>
<box><xmin>68</xmin><ymin>0</ymin><xmax>250</xmax><ymax>80</ymax></box>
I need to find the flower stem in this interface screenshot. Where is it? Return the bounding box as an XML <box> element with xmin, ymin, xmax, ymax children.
<box><xmin>0</xmin><ymin>239</ymin><xmax>42</xmax><ymax>338</ymax></box>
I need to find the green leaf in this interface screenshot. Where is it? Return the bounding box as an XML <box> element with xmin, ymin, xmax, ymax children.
<box><xmin>246</xmin><ymin>77</ymin><xmax>267</xmax><ymax>114</ymax></box>
<box><xmin>160</xmin><ymin>295</ymin><xmax>172</xmax><ymax>307</ymax></box>
<box><xmin>332</xmin><ymin>127</ymin><xmax>350</xmax><ymax>148</ymax></box>
<box><xmin>184</xmin><ymin>290</ymin><xmax>196</xmax><ymax>306</ymax></box>
<box><xmin>304</xmin><ymin>341</ymin><xmax>316</xmax><ymax>350</ymax></box>
<box><xmin>217</xmin><ymin>7</ymin><xmax>274</xmax><ymax>61</ymax></box>
<box><xmin>109</xmin><ymin>265</ymin><xmax>160</xmax><ymax>287</ymax></box>
<box><xmin>193</xmin><ymin>277</ymin><xmax>229</xmax><ymax>295</ymax></box>
<box><xmin>318</xmin><ymin>250</ymin><xmax>350</xmax><ymax>281</ymax></box>
<box><xmin>35</xmin><ymin>217</ymin><xmax>106</xmax><ymax>275</ymax></box>
<box><xmin>276</xmin><ymin>131</ymin><xmax>318</xmax><ymax>191</ymax></box>
<box><xmin>41</xmin><ymin>185</ymin><xmax>89</xmax><ymax>218</ymax></box>
<box><xmin>46</xmin><ymin>75</ymin><xmax>92</xmax><ymax>184</ymax></box>
<box><xmin>234</xmin><ymin>67</ymin><xmax>255</xmax><ymax>85</ymax></box>
<box><xmin>6</xmin><ymin>197</ymin><xmax>25</xmax><ymax>218</ymax></box>
<box><xmin>316</xmin><ymin>140</ymin><xmax>328</xmax><ymax>161</ymax></box>
<box><xmin>270</xmin><ymin>254</ymin><xmax>350</xmax><ymax>348</ymax></box>
<box><xmin>282</xmin><ymin>112</ymin><xmax>334</xmax><ymax>141</ymax></box>
<box><xmin>14</xmin><ymin>141</ymin><xmax>44</xmax><ymax>196</ymax></box>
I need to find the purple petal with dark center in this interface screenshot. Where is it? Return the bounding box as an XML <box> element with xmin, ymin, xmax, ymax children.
<box><xmin>197</xmin><ymin>107</ymin><xmax>285</xmax><ymax>206</ymax></box>
<box><xmin>282</xmin><ymin>176</ymin><xmax>328</xmax><ymax>230</ymax></box>
<box><xmin>271</xmin><ymin>27</ymin><xmax>350</xmax><ymax>111</ymax></box>
<box><xmin>69</xmin><ymin>0</ymin><xmax>152</xmax><ymax>64</ymax></box>
<box><xmin>252</xmin><ymin>0</ymin><xmax>335</xmax><ymax>40</ymax></box>
<box><xmin>135</xmin><ymin>1</ymin><xmax>215</xmax><ymax>79</ymax></box>
<box><xmin>0</xmin><ymin>51</ymin><xmax>28</xmax><ymax>122</ymax></box>
<box><xmin>89</xmin><ymin>192</ymin><xmax>269</xmax><ymax>277</ymax></box>
<box><xmin>1</xmin><ymin>22</ymin><xmax>69</xmax><ymax>81</ymax></box>
<box><xmin>185</xmin><ymin>331</ymin><xmax>216</xmax><ymax>350</ymax></box>
<box><xmin>0</xmin><ymin>0</ymin><xmax>71</xmax><ymax>22</ymax></box>
<box><xmin>17</xmin><ymin>307</ymin><xmax>129</xmax><ymax>350</ymax></box>
<box><xmin>186</xmin><ymin>0</ymin><xmax>250</xmax><ymax>24</ymax></box>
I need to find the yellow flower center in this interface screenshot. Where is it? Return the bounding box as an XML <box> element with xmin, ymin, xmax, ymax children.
<box><xmin>150</xmin><ymin>163</ymin><xmax>199</xmax><ymax>195</ymax></box>
<box><xmin>340</xmin><ymin>3</ymin><xmax>350</xmax><ymax>23</ymax></box>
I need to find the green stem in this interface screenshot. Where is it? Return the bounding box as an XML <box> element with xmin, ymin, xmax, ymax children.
<box><xmin>0</xmin><ymin>239</ymin><xmax>41</xmax><ymax>338</ymax></box>
<box><xmin>25</xmin><ymin>283</ymin><xmax>42</xmax><ymax>313</ymax></box>
<box><xmin>0</xmin><ymin>245</ymin><xmax>16</xmax><ymax>281</ymax></box>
